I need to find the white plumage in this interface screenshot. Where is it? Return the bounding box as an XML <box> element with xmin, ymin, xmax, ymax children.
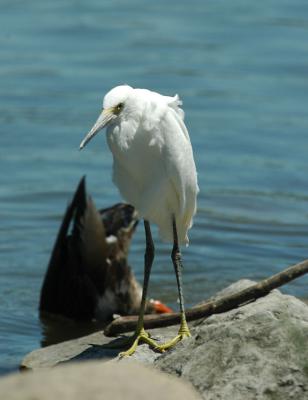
<box><xmin>80</xmin><ymin>85</ymin><xmax>199</xmax><ymax>356</ymax></box>
<box><xmin>81</xmin><ymin>85</ymin><xmax>198</xmax><ymax>244</ymax></box>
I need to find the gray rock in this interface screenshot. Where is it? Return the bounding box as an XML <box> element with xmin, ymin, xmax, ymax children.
<box><xmin>20</xmin><ymin>280</ymin><xmax>308</xmax><ymax>400</ymax></box>
<box><xmin>155</xmin><ymin>281</ymin><xmax>308</xmax><ymax>400</ymax></box>
<box><xmin>21</xmin><ymin>325</ymin><xmax>179</xmax><ymax>370</ymax></box>
<box><xmin>0</xmin><ymin>361</ymin><xmax>200</xmax><ymax>400</ymax></box>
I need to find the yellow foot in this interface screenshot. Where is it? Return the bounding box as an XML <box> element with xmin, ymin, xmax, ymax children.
<box><xmin>119</xmin><ymin>328</ymin><xmax>164</xmax><ymax>358</ymax></box>
<box><xmin>157</xmin><ymin>318</ymin><xmax>191</xmax><ymax>351</ymax></box>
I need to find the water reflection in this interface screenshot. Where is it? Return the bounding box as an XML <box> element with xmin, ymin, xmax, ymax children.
<box><xmin>40</xmin><ymin>313</ymin><xmax>107</xmax><ymax>347</ymax></box>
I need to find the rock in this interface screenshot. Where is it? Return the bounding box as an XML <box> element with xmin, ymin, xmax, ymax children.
<box><xmin>155</xmin><ymin>280</ymin><xmax>308</xmax><ymax>400</ymax></box>
<box><xmin>0</xmin><ymin>361</ymin><xmax>200</xmax><ymax>400</ymax></box>
<box><xmin>21</xmin><ymin>326</ymin><xmax>180</xmax><ymax>370</ymax></box>
<box><xmin>20</xmin><ymin>280</ymin><xmax>308</xmax><ymax>400</ymax></box>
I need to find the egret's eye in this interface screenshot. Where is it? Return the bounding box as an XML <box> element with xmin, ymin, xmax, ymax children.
<box><xmin>115</xmin><ymin>103</ymin><xmax>124</xmax><ymax>113</ymax></box>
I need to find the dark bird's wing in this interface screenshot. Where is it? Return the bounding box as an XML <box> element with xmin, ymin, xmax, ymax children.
<box><xmin>39</xmin><ymin>177</ymin><xmax>102</xmax><ymax>320</ymax></box>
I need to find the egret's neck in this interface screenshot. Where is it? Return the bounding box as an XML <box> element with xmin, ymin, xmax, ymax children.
<box><xmin>106</xmin><ymin>118</ymin><xmax>140</xmax><ymax>154</ymax></box>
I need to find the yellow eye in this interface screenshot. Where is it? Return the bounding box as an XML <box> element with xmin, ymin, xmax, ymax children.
<box><xmin>116</xmin><ymin>103</ymin><xmax>124</xmax><ymax>113</ymax></box>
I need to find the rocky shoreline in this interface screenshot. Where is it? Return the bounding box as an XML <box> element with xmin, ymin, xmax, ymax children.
<box><xmin>1</xmin><ymin>280</ymin><xmax>308</xmax><ymax>399</ymax></box>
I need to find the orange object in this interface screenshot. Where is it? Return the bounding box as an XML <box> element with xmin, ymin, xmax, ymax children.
<box><xmin>150</xmin><ymin>299</ymin><xmax>173</xmax><ymax>314</ymax></box>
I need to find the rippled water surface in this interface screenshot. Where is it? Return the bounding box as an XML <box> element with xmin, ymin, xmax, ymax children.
<box><xmin>1</xmin><ymin>0</ymin><xmax>308</xmax><ymax>374</ymax></box>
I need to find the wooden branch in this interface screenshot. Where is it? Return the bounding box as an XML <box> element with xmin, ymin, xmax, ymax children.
<box><xmin>104</xmin><ymin>258</ymin><xmax>308</xmax><ymax>337</ymax></box>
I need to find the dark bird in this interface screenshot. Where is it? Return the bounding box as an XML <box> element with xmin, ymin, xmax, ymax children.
<box><xmin>39</xmin><ymin>177</ymin><xmax>171</xmax><ymax>323</ymax></box>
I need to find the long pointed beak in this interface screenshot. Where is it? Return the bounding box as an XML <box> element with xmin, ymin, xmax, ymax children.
<box><xmin>79</xmin><ymin>109</ymin><xmax>115</xmax><ymax>150</ymax></box>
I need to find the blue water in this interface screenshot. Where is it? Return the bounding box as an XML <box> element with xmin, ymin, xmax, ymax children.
<box><xmin>1</xmin><ymin>0</ymin><xmax>308</xmax><ymax>375</ymax></box>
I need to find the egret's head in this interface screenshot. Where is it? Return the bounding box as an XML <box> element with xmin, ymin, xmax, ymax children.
<box><xmin>79</xmin><ymin>85</ymin><xmax>133</xmax><ymax>150</ymax></box>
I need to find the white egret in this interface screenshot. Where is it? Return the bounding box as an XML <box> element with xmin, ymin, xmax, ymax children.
<box><xmin>80</xmin><ymin>85</ymin><xmax>199</xmax><ymax>356</ymax></box>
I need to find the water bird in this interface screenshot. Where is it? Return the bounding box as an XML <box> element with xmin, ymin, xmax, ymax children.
<box><xmin>39</xmin><ymin>177</ymin><xmax>171</xmax><ymax>322</ymax></box>
<box><xmin>80</xmin><ymin>85</ymin><xmax>198</xmax><ymax>356</ymax></box>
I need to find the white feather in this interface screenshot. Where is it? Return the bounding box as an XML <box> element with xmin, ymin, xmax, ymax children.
<box><xmin>104</xmin><ymin>86</ymin><xmax>199</xmax><ymax>244</ymax></box>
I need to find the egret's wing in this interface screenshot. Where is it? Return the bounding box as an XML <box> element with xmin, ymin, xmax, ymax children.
<box><xmin>162</xmin><ymin>109</ymin><xmax>198</xmax><ymax>240</ymax></box>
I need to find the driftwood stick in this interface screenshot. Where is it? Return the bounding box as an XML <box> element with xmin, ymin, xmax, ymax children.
<box><xmin>104</xmin><ymin>259</ymin><xmax>308</xmax><ymax>337</ymax></box>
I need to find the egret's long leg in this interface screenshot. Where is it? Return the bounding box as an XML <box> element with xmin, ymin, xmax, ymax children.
<box><xmin>158</xmin><ymin>217</ymin><xmax>191</xmax><ymax>350</ymax></box>
<box><xmin>119</xmin><ymin>220</ymin><xmax>162</xmax><ymax>357</ymax></box>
